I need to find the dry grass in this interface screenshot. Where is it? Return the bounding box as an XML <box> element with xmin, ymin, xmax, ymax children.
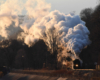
<box><xmin>90</xmin><ymin>70</ymin><xmax>100</xmax><ymax>80</ymax></box>
<box><xmin>50</xmin><ymin>69</ymin><xmax>74</xmax><ymax>77</ymax></box>
<box><xmin>11</xmin><ymin>69</ymin><xmax>100</xmax><ymax>80</ymax></box>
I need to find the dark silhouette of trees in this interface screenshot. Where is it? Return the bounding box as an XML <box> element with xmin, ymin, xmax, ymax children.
<box><xmin>26</xmin><ymin>40</ymin><xmax>50</xmax><ymax>69</ymax></box>
<box><xmin>15</xmin><ymin>49</ymin><xmax>28</xmax><ymax>69</ymax></box>
<box><xmin>0</xmin><ymin>40</ymin><xmax>25</xmax><ymax>68</ymax></box>
<box><xmin>80</xmin><ymin>8</ymin><xmax>93</xmax><ymax>31</ymax></box>
<box><xmin>0</xmin><ymin>38</ymin><xmax>60</xmax><ymax>69</ymax></box>
<box><xmin>79</xmin><ymin>4</ymin><xmax>100</xmax><ymax>65</ymax></box>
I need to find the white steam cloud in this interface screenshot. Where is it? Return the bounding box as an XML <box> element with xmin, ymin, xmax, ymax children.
<box><xmin>0</xmin><ymin>0</ymin><xmax>23</xmax><ymax>40</ymax></box>
<box><xmin>0</xmin><ymin>0</ymin><xmax>90</xmax><ymax>63</ymax></box>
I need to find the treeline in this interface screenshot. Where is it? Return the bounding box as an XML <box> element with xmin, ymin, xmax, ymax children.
<box><xmin>0</xmin><ymin>39</ymin><xmax>58</xmax><ymax>69</ymax></box>
<box><xmin>1</xmin><ymin>4</ymin><xmax>100</xmax><ymax>70</ymax></box>
<box><xmin>79</xmin><ymin>4</ymin><xmax>100</xmax><ymax>65</ymax></box>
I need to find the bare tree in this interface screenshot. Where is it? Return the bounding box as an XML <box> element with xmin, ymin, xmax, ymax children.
<box><xmin>44</xmin><ymin>28</ymin><xmax>60</xmax><ymax>54</ymax></box>
<box><xmin>43</xmin><ymin>28</ymin><xmax>61</xmax><ymax>69</ymax></box>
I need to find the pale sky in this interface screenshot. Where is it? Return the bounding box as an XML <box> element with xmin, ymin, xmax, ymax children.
<box><xmin>46</xmin><ymin>0</ymin><xmax>98</xmax><ymax>15</ymax></box>
<box><xmin>0</xmin><ymin>0</ymin><xmax>98</xmax><ymax>15</ymax></box>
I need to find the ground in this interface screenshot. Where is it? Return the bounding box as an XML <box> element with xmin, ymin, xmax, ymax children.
<box><xmin>0</xmin><ymin>69</ymin><xmax>100</xmax><ymax>80</ymax></box>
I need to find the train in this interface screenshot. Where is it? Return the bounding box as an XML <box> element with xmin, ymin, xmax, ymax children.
<box><xmin>73</xmin><ymin>59</ymin><xmax>96</xmax><ymax>69</ymax></box>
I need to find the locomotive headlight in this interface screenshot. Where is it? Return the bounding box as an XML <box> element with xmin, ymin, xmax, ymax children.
<box><xmin>75</xmin><ymin>64</ymin><xmax>78</xmax><ymax>67</ymax></box>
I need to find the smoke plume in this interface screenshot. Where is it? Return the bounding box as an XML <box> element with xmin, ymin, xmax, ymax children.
<box><xmin>0</xmin><ymin>0</ymin><xmax>23</xmax><ymax>40</ymax></box>
<box><xmin>0</xmin><ymin>0</ymin><xmax>90</xmax><ymax>64</ymax></box>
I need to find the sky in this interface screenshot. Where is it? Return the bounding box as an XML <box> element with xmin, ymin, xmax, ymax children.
<box><xmin>46</xmin><ymin>0</ymin><xmax>98</xmax><ymax>15</ymax></box>
<box><xmin>0</xmin><ymin>0</ymin><xmax>98</xmax><ymax>15</ymax></box>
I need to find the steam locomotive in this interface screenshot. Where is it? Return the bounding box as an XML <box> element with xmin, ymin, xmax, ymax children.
<box><xmin>73</xmin><ymin>59</ymin><xmax>82</xmax><ymax>69</ymax></box>
<box><xmin>73</xmin><ymin>59</ymin><xmax>96</xmax><ymax>69</ymax></box>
